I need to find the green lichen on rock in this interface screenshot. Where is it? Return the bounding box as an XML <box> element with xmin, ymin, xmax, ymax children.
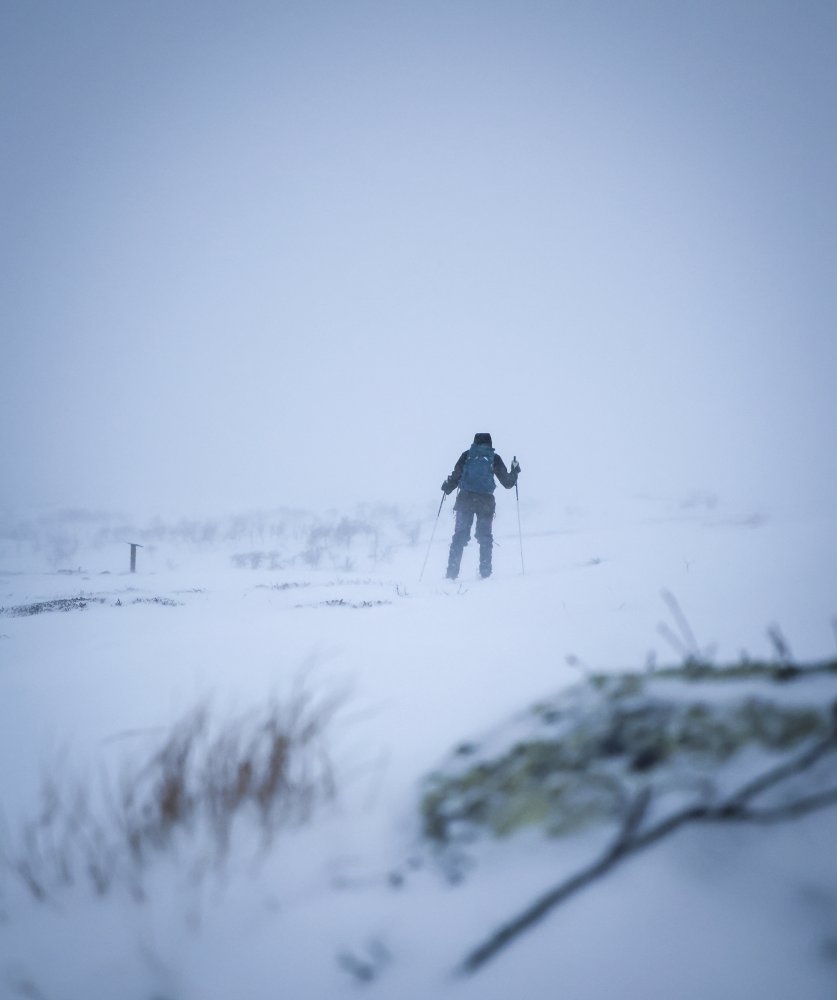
<box><xmin>678</xmin><ymin>703</ymin><xmax>741</xmax><ymax>758</ymax></box>
<box><xmin>735</xmin><ymin>698</ymin><xmax>823</xmax><ymax>749</ymax></box>
<box><xmin>421</xmin><ymin>665</ymin><xmax>834</xmax><ymax>846</ymax></box>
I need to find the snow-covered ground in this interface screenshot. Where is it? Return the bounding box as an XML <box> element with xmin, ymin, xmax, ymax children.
<box><xmin>1</xmin><ymin>498</ymin><xmax>836</xmax><ymax>999</ymax></box>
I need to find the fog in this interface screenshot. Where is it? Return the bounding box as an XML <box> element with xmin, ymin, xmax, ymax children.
<box><xmin>2</xmin><ymin>1</ymin><xmax>835</xmax><ymax>520</ymax></box>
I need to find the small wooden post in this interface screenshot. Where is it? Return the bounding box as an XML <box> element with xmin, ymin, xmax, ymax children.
<box><xmin>128</xmin><ymin>542</ymin><xmax>144</xmax><ymax>573</ymax></box>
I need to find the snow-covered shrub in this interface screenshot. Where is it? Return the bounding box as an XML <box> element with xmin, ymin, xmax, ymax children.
<box><xmin>0</xmin><ymin>505</ymin><xmax>424</xmax><ymax>573</ymax></box>
<box><xmin>422</xmin><ymin>661</ymin><xmax>837</xmax><ymax>848</ymax></box>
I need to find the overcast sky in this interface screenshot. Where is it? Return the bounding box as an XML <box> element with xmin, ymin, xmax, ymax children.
<box><xmin>2</xmin><ymin>1</ymin><xmax>835</xmax><ymax>519</ymax></box>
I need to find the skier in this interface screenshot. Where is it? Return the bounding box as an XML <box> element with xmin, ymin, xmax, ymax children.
<box><xmin>441</xmin><ymin>433</ymin><xmax>521</xmax><ymax>580</ymax></box>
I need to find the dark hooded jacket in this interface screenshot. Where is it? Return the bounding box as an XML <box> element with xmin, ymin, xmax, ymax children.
<box><xmin>443</xmin><ymin>433</ymin><xmax>518</xmax><ymax>511</ymax></box>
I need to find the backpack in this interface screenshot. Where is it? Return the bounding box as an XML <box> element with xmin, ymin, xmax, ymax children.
<box><xmin>459</xmin><ymin>442</ymin><xmax>496</xmax><ymax>494</ymax></box>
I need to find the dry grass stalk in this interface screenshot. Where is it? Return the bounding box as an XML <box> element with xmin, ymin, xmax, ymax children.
<box><xmin>2</xmin><ymin>687</ymin><xmax>342</xmax><ymax>902</ymax></box>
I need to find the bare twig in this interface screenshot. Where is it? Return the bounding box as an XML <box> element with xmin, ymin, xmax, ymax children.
<box><xmin>767</xmin><ymin>624</ymin><xmax>794</xmax><ymax>666</ymax></box>
<box><xmin>660</xmin><ymin>590</ymin><xmax>700</xmax><ymax>659</ymax></box>
<box><xmin>656</xmin><ymin>622</ymin><xmax>691</xmax><ymax>661</ymax></box>
<box><xmin>728</xmin><ymin>789</ymin><xmax>837</xmax><ymax>824</ymax></box>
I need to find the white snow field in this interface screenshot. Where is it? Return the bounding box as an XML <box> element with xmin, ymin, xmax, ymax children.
<box><xmin>1</xmin><ymin>498</ymin><xmax>836</xmax><ymax>1000</ymax></box>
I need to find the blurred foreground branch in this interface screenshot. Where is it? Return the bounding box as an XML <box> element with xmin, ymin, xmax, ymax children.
<box><xmin>459</xmin><ymin>703</ymin><xmax>837</xmax><ymax>976</ymax></box>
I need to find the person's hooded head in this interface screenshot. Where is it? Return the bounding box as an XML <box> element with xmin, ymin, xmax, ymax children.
<box><xmin>473</xmin><ymin>433</ymin><xmax>492</xmax><ymax>447</ymax></box>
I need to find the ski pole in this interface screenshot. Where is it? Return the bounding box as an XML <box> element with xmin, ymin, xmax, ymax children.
<box><xmin>419</xmin><ymin>492</ymin><xmax>447</xmax><ymax>582</ymax></box>
<box><xmin>514</xmin><ymin>457</ymin><xmax>525</xmax><ymax>575</ymax></box>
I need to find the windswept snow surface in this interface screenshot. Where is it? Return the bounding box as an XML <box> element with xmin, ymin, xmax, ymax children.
<box><xmin>1</xmin><ymin>501</ymin><xmax>836</xmax><ymax>999</ymax></box>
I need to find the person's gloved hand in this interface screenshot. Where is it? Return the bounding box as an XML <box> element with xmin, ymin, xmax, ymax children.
<box><xmin>441</xmin><ymin>477</ymin><xmax>455</xmax><ymax>494</ymax></box>
<box><xmin>510</xmin><ymin>457</ymin><xmax>521</xmax><ymax>475</ymax></box>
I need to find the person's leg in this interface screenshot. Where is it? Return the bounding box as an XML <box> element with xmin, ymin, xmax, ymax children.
<box><xmin>446</xmin><ymin>507</ymin><xmax>473</xmax><ymax>579</ymax></box>
<box><xmin>475</xmin><ymin>508</ymin><xmax>494</xmax><ymax>578</ymax></box>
